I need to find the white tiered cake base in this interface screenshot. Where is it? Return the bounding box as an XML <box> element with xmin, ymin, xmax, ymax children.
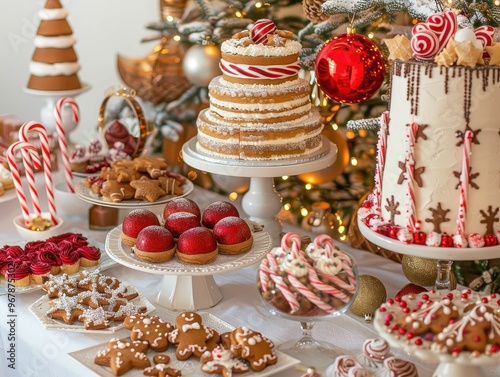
<box><xmin>182</xmin><ymin>136</ymin><xmax>337</xmax><ymax>245</ymax></box>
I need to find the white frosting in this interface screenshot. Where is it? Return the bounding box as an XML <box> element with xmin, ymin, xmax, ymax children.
<box><xmin>221</xmin><ymin>37</ymin><xmax>301</xmax><ymax>57</ymax></box>
<box><xmin>39</xmin><ymin>8</ymin><xmax>68</xmax><ymax>20</ymax></box>
<box><xmin>210</xmin><ymin>102</ymin><xmax>311</xmax><ymax>121</ymax></box>
<box><xmin>380</xmin><ymin>61</ymin><xmax>500</xmax><ymax>237</ymax></box>
<box><xmin>0</xmin><ymin>165</ymin><xmax>12</xmax><ymax>182</ymax></box>
<box><xmin>209</xmin><ymin>95</ymin><xmax>309</xmax><ymax>113</ymax></box>
<box><xmin>34</xmin><ymin>35</ymin><xmax>76</xmax><ymax>49</ymax></box>
<box><xmin>29</xmin><ymin>62</ymin><xmax>80</xmax><ymax>76</ymax></box>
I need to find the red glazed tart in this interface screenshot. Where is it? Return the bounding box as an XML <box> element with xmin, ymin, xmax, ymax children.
<box><xmin>121</xmin><ymin>209</ymin><xmax>160</xmax><ymax>246</ymax></box>
<box><xmin>134</xmin><ymin>225</ymin><xmax>176</xmax><ymax>263</ymax></box>
<box><xmin>213</xmin><ymin>216</ymin><xmax>253</xmax><ymax>255</ymax></box>
<box><xmin>201</xmin><ymin>201</ymin><xmax>240</xmax><ymax>229</ymax></box>
<box><xmin>177</xmin><ymin>227</ymin><xmax>218</xmax><ymax>264</ymax></box>
<box><xmin>77</xmin><ymin>245</ymin><xmax>101</xmax><ymax>267</ymax></box>
<box><xmin>164</xmin><ymin>212</ymin><xmax>201</xmax><ymax>239</ymax></box>
<box><xmin>163</xmin><ymin>197</ymin><xmax>201</xmax><ymax>220</ymax></box>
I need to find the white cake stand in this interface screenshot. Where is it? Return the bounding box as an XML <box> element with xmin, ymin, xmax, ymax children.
<box><xmin>357</xmin><ymin>218</ymin><xmax>500</xmax><ymax>290</ymax></box>
<box><xmin>182</xmin><ymin>136</ymin><xmax>337</xmax><ymax>245</ymax></box>
<box><xmin>105</xmin><ymin>225</ymin><xmax>273</xmax><ymax>310</ymax></box>
<box><xmin>24</xmin><ymin>83</ymin><xmax>91</xmax><ymax>139</ymax></box>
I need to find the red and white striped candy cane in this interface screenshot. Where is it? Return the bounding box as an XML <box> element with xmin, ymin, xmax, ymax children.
<box><xmin>405</xmin><ymin>122</ymin><xmax>419</xmax><ymax>233</ymax></box>
<box><xmin>6</xmin><ymin>141</ymin><xmax>42</xmax><ymax>226</ymax></box>
<box><xmin>374</xmin><ymin>111</ymin><xmax>389</xmax><ymax>209</ymax></box>
<box><xmin>313</xmin><ymin>234</ymin><xmax>335</xmax><ymax>257</ymax></box>
<box><xmin>258</xmin><ymin>259</ymin><xmax>270</xmax><ymax>293</ymax></box>
<box><xmin>307</xmin><ymin>266</ymin><xmax>351</xmax><ymax>303</ymax></box>
<box><xmin>19</xmin><ymin>142</ymin><xmax>42</xmax><ymax>218</ymax></box>
<box><xmin>287</xmin><ymin>274</ymin><xmax>335</xmax><ymax>313</ymax></box>
<box><xmin>19</xmin><ymin>121</ymin><xmax>58</xmax><ymax>225</ymax></box>
<box><xmin>269</xmin><ymin>272</ymin><xmax>300</xmax><ymax>313</ymax></box>
<box><xmin>281</xmin><ymin>232</ymin><xmax>302</xmax><ymax>258</ymax></box>
<box><xmin>54</xmin><ymin>97</ymin><xmax>79</xmax><ymax>192</ymax></box>
<box><xmin>457</xmin><ymin>130</ymin><xmax>473</xmax><ymax>235</ymax></box>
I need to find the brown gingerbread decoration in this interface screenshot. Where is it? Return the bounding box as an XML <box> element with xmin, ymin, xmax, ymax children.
<box><xmin>100</xmin><ymin>179</ymin><xmax>136</xmax><ymax>202</ymax></box>
<box><xmin>229</xmin><ymin>326</ymin><xmax>277</xmax><ymax>372</ymax></box>
<box><xmin>201</xmin><ymin>346</ymin><xmax>249</xmax><ymax>377</ymax></box>
<box><xmin>94</xmin><ymin>338</ymin><xmax>150</xmax><ymax>376</ymax></box>
<box><xmin>123</xmin><ymin>314</ymin><xmax>174</xmax><ymax>352</ymax></box>
<box><xmin>479</xmin><ymin>205</ymin><xmax>500</xmax><ymax>235</ymax></box>
<box><xmin>143</xmin><ymin>354</ymin><xmax>182</xmax><ymax>377</ymax></box>
<box><xmin>46</xmin><ymin>295</ymin><xmax>86</xmax><ymax>324</ymax></box>
<box><xmin>425</xmin><ymin>202</ymin><xmax>451</xmax><ymax>233</ymax></box>
<box><xmin>129</xmin><ymin>176</ymin><xmax>167</xmax><ymax>202</ymax></box>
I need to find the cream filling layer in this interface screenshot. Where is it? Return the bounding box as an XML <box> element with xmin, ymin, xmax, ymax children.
<box><xmin>221</xmin><ymin>38</ymin><xmax>301</xmax><ymax>57</ymax></box>
<box><xmin>29</xmin><ymin>62</ymin><xmax>80</xmax><ymax>76</ymax></box>
<box><xmin>209</xmin><ymin>95</ymin><xmax>309</xmax><ymax>112</ymax></box>
<box><xmin>210</xmin><ymin>102</ymin><xmax>311</xmax><ymax>120</ymax></box>
<box><xmin>34</xmin><ymin>35</ymin><xmax>76</xmax><ymax>49</ymax></box>
<box><xmin>39</xmin><ymin>9</ymin><xmax>68</xmax><ymax>20</ymax></box>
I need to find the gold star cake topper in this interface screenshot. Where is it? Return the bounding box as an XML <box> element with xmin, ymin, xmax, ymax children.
<box><xmin>384</xmin><ymin>35</ymin><xmax>412</xmax><ymax>61</ymax></box>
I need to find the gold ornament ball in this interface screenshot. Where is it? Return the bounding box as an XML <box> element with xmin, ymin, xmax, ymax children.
<box><xmin>349</xmin><ymin>274</ymin><xmax>387</xmax><ymax>318</ymax></box>
<box><xmin>402</xmin><ymin>255</ymin><xmax>457</xmax><ymax>289</ymax></box>
<box><xmin>182</xmin><ymin>44</ymin><xmax>222</xmax><ymax>87</ymax></box>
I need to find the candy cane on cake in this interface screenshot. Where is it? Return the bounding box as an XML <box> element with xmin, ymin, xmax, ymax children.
<box><xmin>54</xmin><ymin>97</ymin><xmax>79</xmax><ymax>193</ymax></box>
<box><xmin>457</xmin><ymin>130</ymin><xmax>473</xmax><ymax>236</ymax></box>
<box><xmin>287</xmin><ymin>274</ymin><xmax>335</xmax><ymax>313</ymax></box>
<box><xmin>219</xmin><ymin>61</ymin><xmax>301</xmax><ymax>80</ymax></box>
<box><xmin>6</xmin><ymin>141</ymin><xmax>42</xmax><ymax>226</ymax></box>
<box><xmin>374</xmin><ymin>111</ymin><xmax>389</xmax><ymax>209</ymax></box>
<box><xmin>18</xmin><ymin>121</ymin><xmax>58</xmax><ymax>225</ymax></box>
<box><xmin>405</xmin><ymin>122</ymin><xmax>419</xmax><ymax>233</ymax></box>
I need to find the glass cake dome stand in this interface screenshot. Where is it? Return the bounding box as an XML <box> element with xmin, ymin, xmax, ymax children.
<box><xmin>182</xmin><ymin>136</ymin><xmax>337</xmax><ymax>246</ymax></box>
<box><xmin>359</xmin><ymin>217</ymin><xmax>500</xmax><ymax>377</ymax></box>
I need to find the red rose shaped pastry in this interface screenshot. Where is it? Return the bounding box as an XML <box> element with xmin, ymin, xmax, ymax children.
<box><xmin>60</xmin><ymin>248</ymin><xmax>81</xmax><ymax>274</ymax></box>
<box><xmin>213</xmin><ymin>217</ymin><xmax>253</xmax><ymax>255</ymax></box>
<box><xmin>163</xmin><ymin>197</ymin><xmax>201</xmax><ymax>221</ymax></box>
<box><xmin>121</xmin><ymin>209</ymin><xmax>160</xmax><ymax>247</ymax></box>
<box><xmin>77</xmin><ymin>245</ymin><xmax>101</xmax><ymax>267</ymax></box>
<box><xmin>201</xmin><ymin>201</ymin><xmax>240</xmax><ymax>229</ymax></box>
<box><xmin>37</xmin><ymin>245</ymin><xmax>62</xmax><ymax>274</ymax></box>
<box><xmin>6</xmin><ymin>261</ymin><xmax>31</xmax><ymax>287</ymax></box>
<box><xmin>30</xmin><ymin>261</ymin><xmax>53</xmax><ymax>284</ymax></box>
<box><xmin>134</xmin><ymin>225</ymin><xmax>176</xmax><ymax>263</ymax></box>
<box><xmin>177</xmin><ymin>227</ymin><xmax>218</xmax><ymax>264</ymax></box>
<box><xmin>164</xmin><ymin>212</ymin><xmax>201</xmax><ymax>239</ymax></box>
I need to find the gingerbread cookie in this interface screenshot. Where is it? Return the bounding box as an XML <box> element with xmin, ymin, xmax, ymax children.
<box><xmin>143</xmin><ymin>354</ymin><xmax>182</xmax><ymax>377</ymax></box>
<box><xmin>168</xmin><ymin>312</ymin><xmax>218</xmax><ymax>360</ymax></box>
<box><xmin>123</xmin><ymin>314</ymin><xmax>174</xmax><ymax>352</ymax></box>
<box><xmin>78</xmin><ymin>270</ymin><xmax>121</xmax><ymax>292</ymax></box>
<box><xmin>77</xmin><ymin>290</ymin><xmax>111</xmax><ymax>309</ymax></box>
<box><xmin>43</xmin><ymin>273</ymin><xmax>79</xmax><ymax>299</ymax></box>
<box><xmin>134</xmin><ymin>157</ymin><xmax>168</xmax><ymax>178</ymax></box>
<box><xmin>100</xmin><ymin>179</ymin><xmax>135</xmax><ymax>203</ymax></box>
<box><xmin>110</xmin><ymin>301</ymin><xmax>148</xmax><ymax>321</ymax></box>
<box><xmin>201</xmin><ymin>346</ymin><xmax>249</xmax><ymax>377</ymax></box>
<box><xmin>229</xmin><ymin>326</ymin><xmax>277</xmax><ymax>372</ymax></box>
<box><xmin>47</xmin><ymin>295</ymin><xmax>86</xmax><ymax>324</ymax></box>
<box><xmin>158</xmin><ymin>176</ymin><xmax>183</xmax><ymax>196</ymax></box>
<box><xmin>129</xmin><ymin>176</ymin><xmax>167</xmax><ymax>202</ymax></box>
<box><xmin>94</xmin><ymin>338</ymin><xmax>150</xmax><ymax>376</ymax></box>
<box><xmin>79</xmin><ymin>307</ymin><xmax>112</xmax><ymax>330</ymax></box>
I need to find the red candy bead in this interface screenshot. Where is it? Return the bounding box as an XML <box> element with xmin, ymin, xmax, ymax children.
<box><xmin>414</xmin><ymin>338</ymin><xmax>423</xmax><ymax>346</ymax></box>
<box><xmin>389</xmin><ymin>226</ymin><xmax>400</xmax><ymax>239</ymax></box>
<box><xmin>250</xmin><ymin>19</ymin><xmax>277</xmax><ymax>45</ymax></box>
<box><xmin>413</xmin><ymin>231</ymin><xmax>426</xmax><ymax>245</ymax></box>
<box><xmin>484</xmin><ymin>233</ymin><xmax>498</xmax><ymax>246</ymax></box>
<box><xmin>491</xmin><ymin>345</ymin><xmax>500</xmax><ymax>353</ymax></box>
<box><xmin>441</xmin><ymin>234</ymin><xmax>453</xmax><ymax>247</ymax></box>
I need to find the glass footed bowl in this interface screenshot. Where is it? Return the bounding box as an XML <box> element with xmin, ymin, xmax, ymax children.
<box><xmin>256</xmin><ymin>241</ymin><xmax>359</xmax><ymax>370</ymax></box>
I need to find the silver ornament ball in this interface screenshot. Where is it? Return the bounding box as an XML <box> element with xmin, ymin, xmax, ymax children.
<box><xmin>182</xmin><ymin>44</ymin><xmax>222</xmax><ymax>87</ymax></box>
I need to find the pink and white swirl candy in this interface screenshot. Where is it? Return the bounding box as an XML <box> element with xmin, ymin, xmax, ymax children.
<box><xmin>251</xmin><ymin>19</ymin><xmax>277</xmax><ymax>45</ymax></box>
<box><xmin>219</xmin><ymin>60</ymin><xmax>300</xmax><ymax>80</ymax></box>
<box><xmin>411</xmin><ymin>10</ymin><xmax>457</xmax><ymax>60</ymax></box>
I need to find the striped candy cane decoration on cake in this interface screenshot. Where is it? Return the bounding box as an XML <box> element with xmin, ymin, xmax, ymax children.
<box><xmin>6</xmin><ymin>142</ymin><xmax>42</xmax><ymax>226</ymax></box>
<box><xmin>374</xmin><ymin>111</ymin><xmax>389</xmax><ymax>209</ymax></box>
<box><xmin>54</xmin><ymin>97</ymin><xmax>79</xmax><ymax>192</ymax></box>
<box><xmin>457</xmin><ymin>130</ymin><xmax>473</xmax><ymax>236</ymax></box>
<box><xmin>405</xmin><ymin>122</ymin><xmax>419</xmax><ymax>233</ymax></box>
<box><xmin>19</xmin><ymin>121</ymin><xmax>58</xmax><ymax>225</ymax></box>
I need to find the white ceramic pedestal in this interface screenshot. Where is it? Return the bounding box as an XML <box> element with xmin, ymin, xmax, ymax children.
<box><xmin>24</xmin><ymin>83</ymin><xmax>91</xmax><ymax>138</ymax></box>
<box><xmin>182</xmin><ymin>136</ymin><xmax>337</xmax><ymax>245</ymax></box>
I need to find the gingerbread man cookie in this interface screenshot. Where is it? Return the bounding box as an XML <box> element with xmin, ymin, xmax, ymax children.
<box><xmin>94</xmin><ymin>338</ymin><xmax>150</xmax><ymax>376</ymax></box>
<box><xmin>143</xmin><ymin>354</ymin><xmax>182</xmax><ymax>377</ymax></box>
<box><xmin>201</xmin><ymin>345</ymin><xmax>249</xmax><ymax>377</ymax></box>
<box><xmin>123</xmin><ymin>314</ymin><xmax>174</xmax><ymax>352</ymax></box>
<box><xmin>100</xmin><ymin>179</ymin><xmax>135</xmax><ymax>202</ymax></box>
<box><xmin>168</xmin><ymin>312</ymin><xmax>218</xmax><ymax>360</ymax></box>
<box><xmin>230</xmin><ymin>326</ymin><xmax>277</xmax><ymax>372</ymax></box>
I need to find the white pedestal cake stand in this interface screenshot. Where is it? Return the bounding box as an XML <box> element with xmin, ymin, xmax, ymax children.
<box><xmin>105</xmin><ymin>225</ymin><xmax>273</xmax><ymax>310</ymax></box>
<box><xmin>24</xmin><ymin>83</ymin><xmax>91</xmax><ymax>138</ymax></box>
<box><xmin>182</xmin><ymin>136</ymin><xmax>337</xmax><ymax>245</ymax></box>
<box><xmin>359</xmin><ymin>218</ymin><xmax>500</xmax><ymax>377</ymax></box>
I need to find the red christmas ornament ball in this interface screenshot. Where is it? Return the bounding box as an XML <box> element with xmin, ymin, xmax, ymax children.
<box><xmin>251</xmin><ymin>19</ymin><xmax>276</xmax><ymax>45</ymax></box>
<box><xmin>315</xmin><ymin>33</ymin><xmax>385</xmax><ymax>104</ymax></box>
<box><xmin>395</xmin><ymin>283</ymin><xmax>428</xmax><ymax>299</ymax></box>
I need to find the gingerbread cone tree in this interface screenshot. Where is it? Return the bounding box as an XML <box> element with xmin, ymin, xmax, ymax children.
<box><xmin>27</xmin><ymin>0</ymin><xmax>82</xmax><ymax>91</ymax></box>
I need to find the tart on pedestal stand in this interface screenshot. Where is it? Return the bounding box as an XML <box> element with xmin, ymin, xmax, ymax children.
<box><xmin>182</xmin><ymin>135</ymin><xmax>337</xmax><ymax>246</ymax></box>
<box><xmin>105</xmin><ymin>224</ymin><xmax>273</xmax><ymax>310</ymax></box>
<box><xmin>24</xmin><ymin>83</ymin><xmax>91</xmax><ymax>141</ymax></box>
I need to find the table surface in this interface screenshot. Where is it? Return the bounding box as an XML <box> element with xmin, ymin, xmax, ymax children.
<box><xmin>1</xmin><ymin>173</ymin><xmax>499</xmax><ymax>377</ymax></box>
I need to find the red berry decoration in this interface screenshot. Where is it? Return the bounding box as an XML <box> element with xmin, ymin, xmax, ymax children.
<box><xmin>315</xmin><ymin>33</ymin><xmax>385</xmax><ymax>104</ymax></box>
<box><xmin>413</xmin><ymin>231</ymin><xmax>426</xmax><ymax>245</ymax></box>
<box><xmin>396</xmin><ymin>283</ymin><xmax>428</xmax><ymax>298</ymax></box>
<box><xmin>441</xmin><ymin>233</ymin><xmax>453</xmax><ymax>247</ymax></box>
<box><xmin>251</xmin><ymin>19</ymin><xmax>277</xmax><ymax>45</ymax></box>
<box><xmin>484</xmin><ymin>233</ymin><xmax>498</xmax><ymax>246</ymax></box>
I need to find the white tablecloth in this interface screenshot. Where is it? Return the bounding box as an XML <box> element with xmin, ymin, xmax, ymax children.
<box><xmin>1</xmin><ymin>182</ymin><xmax>499</xmax><ymax>377</ymax></box>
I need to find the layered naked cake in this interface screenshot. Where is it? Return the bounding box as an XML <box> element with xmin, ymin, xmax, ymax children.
<box><xmin>196</xmin><ymin>20</ymin><xmax>323</xmax><ymax>160</ymax></box>
<box><xmin>358</xmin><ymin>10</ymin><xmax>500</xmax><ymax>248</ymax></box>
<box><xmin>27</xmin><ymin>0</ymin><xmax>82</xmax><ymax>91</ymax></box>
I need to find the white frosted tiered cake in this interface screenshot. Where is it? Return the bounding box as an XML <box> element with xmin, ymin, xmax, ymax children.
<box><xmin>358</xmin><ymin>11</ymin><xmax>500</xmax><ymax>248</ymax></box>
